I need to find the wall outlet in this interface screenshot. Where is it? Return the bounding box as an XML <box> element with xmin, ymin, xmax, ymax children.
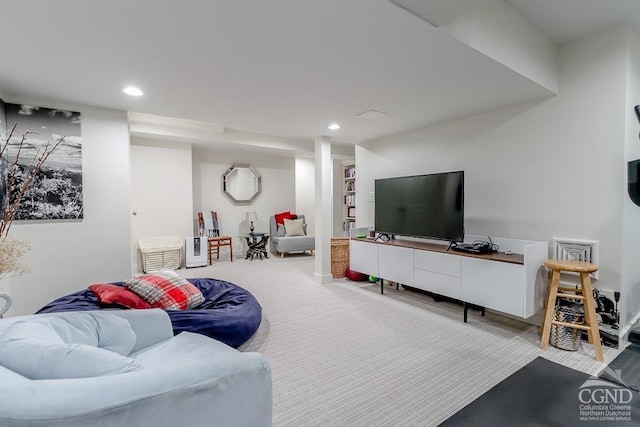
<box><xmin>369</xmin><ymin>192</ymin><xmax>375</xmax><ymax>202</ymax></box>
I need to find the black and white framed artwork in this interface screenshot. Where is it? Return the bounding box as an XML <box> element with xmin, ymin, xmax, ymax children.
<box><xmin>4</xmin><ymin>103</ymin><xmax>83</xmax><ymax>220</ymax></box>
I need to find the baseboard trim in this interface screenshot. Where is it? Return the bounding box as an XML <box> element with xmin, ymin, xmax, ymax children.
<box><xmin>314</xmin><ymin>273</ymin><xmax>333</xmax><ymax>284</ymax></box>
<box><xmin>619</xmin><ymin>310</ymin><xmax>640</xmax><ymax>345</ymax></box>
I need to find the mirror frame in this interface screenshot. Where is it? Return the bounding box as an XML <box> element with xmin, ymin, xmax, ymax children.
<box><xmin>222</xmin><ymin>163</ymin><xmax>262</xmax><ymax>205</ymax></box>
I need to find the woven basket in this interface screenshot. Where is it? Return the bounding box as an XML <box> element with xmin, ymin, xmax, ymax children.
<box><xmin>331</xmin><ymin>238</ymin><xmax>350</xmax><ymax>278</ymax></box>
<box><xmin>550</xmin><ymin>305</ymin><xmax>584</xmax><ymax>351</ymax></box>
<box><xmin>139</xmin><ymin>237</ymin><xmax>184</xmax><ymax>273</ymax></box>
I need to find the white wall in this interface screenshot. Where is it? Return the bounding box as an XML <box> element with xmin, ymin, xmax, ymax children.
<box><xmin>441</xmin><ymin>0</ymin><xmax>558</xmax><ymax>93</ymax></box>
<box><xmin>620</xmin><ymin>26</ymin><xmax>640</xmax><ymax>333</ymax></box>
<box><xmin>6</xmin><ymin>101</ymin><xmax>131</xmax><ymax>315</ymax></box>
<box><xmin>357</xmin><ymin>26</ymin><xmax>629</xmax><ymax>302</ymax></box>
<box><xmin>192</xmin><ymin>149</ymin><xmax>295</xmax><ymax>254</ymax></box>
<box><xmin>130</xmin><ymin>138</ymin><xmax>194</xmax><ymax>273</ymax></box>
<box><xmin>295</xmin><ymin>157</ymin><xmax>316</xmax><ymax>233</ymax></box>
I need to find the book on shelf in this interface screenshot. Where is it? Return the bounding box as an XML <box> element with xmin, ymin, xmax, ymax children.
<box><xmin>344</xmin><ymin>166</ymin><xmax>356</xmax><ymax>179</ymax></box>
<box><xmin>344</xmin><ymin>194</ymin><xmax>355</xmax><ymax>205</ymax></box>
<box><xmin>344</xmin><ymin>221</ymin><xmax>356</xmax><ymax>231</ymax></box>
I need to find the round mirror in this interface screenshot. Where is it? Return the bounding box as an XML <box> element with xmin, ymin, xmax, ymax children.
<box><xmin>223</xmin><ymin>163</ymin><xmax>262</xmax><ymax>204</ymax></box>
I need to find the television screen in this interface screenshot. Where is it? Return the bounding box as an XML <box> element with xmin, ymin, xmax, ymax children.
<box><xmin>375</xmin><ymin>171</ymin><xmax>464</xmax><ymax>242</ymax></box>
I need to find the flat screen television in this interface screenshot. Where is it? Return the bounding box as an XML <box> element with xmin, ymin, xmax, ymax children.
<box><xmin>375</xmin><ymin>171</ymin><xmax>464</xmax><ymax>242</ymax></box>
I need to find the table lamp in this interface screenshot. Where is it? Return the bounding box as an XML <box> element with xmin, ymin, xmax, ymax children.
<box><xmin>246</xmin><ymin>211</ymin><xmax>258</xmax><ymax>234</ymax></box>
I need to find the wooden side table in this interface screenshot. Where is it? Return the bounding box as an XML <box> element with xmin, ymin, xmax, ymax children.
<box><xmin>540</xmin><ymin>259</ymin><xmax>603</xmax><ymax>361</ymax></box>
<box><xmin>208</xmin><ymin>236</ymin><xmax>233</xmax><ymax>264</ymax></box>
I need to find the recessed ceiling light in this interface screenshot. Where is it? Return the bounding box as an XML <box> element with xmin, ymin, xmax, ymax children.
<box><xmin>123</xmin><ymin>86</ymin><xmax>144</xmax><ymax>96</ymax></box>
<box><xmin>328</xmin><ymin>123</ymin><xmax>341</xmax><ymax>130</ymax></box>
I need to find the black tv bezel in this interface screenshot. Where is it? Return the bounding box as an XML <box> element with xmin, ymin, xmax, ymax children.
<box><xmin>374</xmin><ymin>170</ymin><xmax>465</xmax><ymax>243</ymax></box>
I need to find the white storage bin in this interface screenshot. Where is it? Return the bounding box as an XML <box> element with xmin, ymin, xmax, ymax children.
<box><xmin>138</xmin><ymin>236</ymin><xmax>184</xmax><ymax>273</ymax></box>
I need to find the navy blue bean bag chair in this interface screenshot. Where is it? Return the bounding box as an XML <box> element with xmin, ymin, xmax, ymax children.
<box><xmin>36</xmin><ymin>278</ymin><xmax>262</xmax><ymax>349</ymax></box>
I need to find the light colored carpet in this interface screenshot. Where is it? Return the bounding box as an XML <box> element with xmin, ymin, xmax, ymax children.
<box><xmin>179</xmin><ymin>254</ymin><xmax>621</xmax><ymax>427</ymax></box>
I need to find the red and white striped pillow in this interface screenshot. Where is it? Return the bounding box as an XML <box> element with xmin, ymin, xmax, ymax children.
<box><xmin>125</xmin><ymin>270</ymin><xmax>204</xmax><ymax>310</ymax></box>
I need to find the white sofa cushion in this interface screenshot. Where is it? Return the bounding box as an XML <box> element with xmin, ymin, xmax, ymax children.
<box><xmin>0</xmin><ymin>337</ymin><xmax>140</xmax><ymax>380</ymax></box>
<box><xmin>0</xmin><ymin>314</ymin><xmax>141</xmax><ymax>380</ymax></box>
<box><xmin>51</xmin><ymin>313</ymin><xmax>137</xmax><ymax>355</ymax></box>
<box><xmin>0</xmin><ymin>319</ymin><xmax>65</xmax><ymax>344</ymax></box>
<box><xmin>0</xmin><ymin>313</ymin><xmax>137</xmax><ymax>356</ymax></box>
<box><xmin>133</xmin><ymin>331</ymin><xmax>268</xmax><ymax>383</ymax></box>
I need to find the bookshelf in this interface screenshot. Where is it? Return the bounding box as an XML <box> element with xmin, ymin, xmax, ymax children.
<box><xmin>343</xmin><ymin>163</ymin><xmax>356</xmax><ymax>236</ymax></box>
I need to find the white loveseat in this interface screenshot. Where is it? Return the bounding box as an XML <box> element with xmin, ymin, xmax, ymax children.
<box><xmin>0</xmin><ymin>309</ymin><xmax>272</xmax><ymax>427</ymax></box>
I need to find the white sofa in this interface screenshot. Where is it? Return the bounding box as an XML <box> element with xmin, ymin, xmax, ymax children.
<box><xmin>0</xmin><ymin>309</ymin><xmax>272</xmax><ymax>427</ymax></box>
<box><xmin>269</xmin><ymin>214</ymin><xmax>315</xmax><ymax>257</ymax></box>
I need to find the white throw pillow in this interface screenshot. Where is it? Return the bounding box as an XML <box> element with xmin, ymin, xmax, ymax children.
<box><xmin>0</xmin><ymin>338</ymin><xmax>140</xmax><ymax>380</ymax></box>
<box><xmin>284</xmin><ymin>218</ymin><xmax>305</xmax><ymax>236</ymax></box>
<box><xmin>3</xmin><ymin>314</ymin><xmax>136</xmax><ymax>356</ymax></box>
<box><xmin>87</xmin><ymin>312</ymin><xmax>137</xmax><ymax>356</ymax></box>
<box><xmin>0</xmin><ymin>320</ymin><xmax>64</xmax><ymax>344</ymax></box>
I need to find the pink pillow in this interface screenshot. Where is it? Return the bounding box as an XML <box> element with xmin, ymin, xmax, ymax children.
<box><xmin>125</xmin><ymin>270</ymin><xmax>204</xmax><ymax>310</ymax></box>
<box><xmin>89</xmin><ymin>283</ymin><xmax>152</xmax><ymax>309</ymax></box>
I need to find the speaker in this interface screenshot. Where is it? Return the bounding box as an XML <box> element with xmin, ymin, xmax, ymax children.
<box><xmin>628</xmin><ymin>159</ymin><xmax>640</xmax><ymax>207</ymax></box>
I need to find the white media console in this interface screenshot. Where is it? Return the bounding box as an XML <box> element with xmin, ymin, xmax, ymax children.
<box><xmin>350</xmin><ymin>234</ymin><xmax>548</xmax><ymax>321</ymax></box>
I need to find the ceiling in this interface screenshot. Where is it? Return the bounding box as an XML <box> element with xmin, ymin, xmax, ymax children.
<box><xmin>1</xmin><ymin>1</ymin><xmax>638</xmax><ymax>147</ymax></box>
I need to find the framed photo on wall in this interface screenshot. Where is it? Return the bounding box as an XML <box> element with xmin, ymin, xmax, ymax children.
<box><xmin>4</xmin><ymin>103</ymin><xmax>83</xmax><ymax>220</ymax></box>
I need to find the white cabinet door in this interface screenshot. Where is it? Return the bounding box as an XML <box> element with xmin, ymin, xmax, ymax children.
<box><xmin>379</xmin><ymin>245</ymin><xmax>414</xmax><ymax>286</ymax></box>
<box><xmin>350</xmin><ymin>240</ymin><xmax>379</xmax><ymax>277</ymax></box>
<box><xmin>414</xmin><ymin>269</ymin><xmax>461</xmax><ymax>299</ymax></box>
<box><xmin>461</xmin><ymin>257</ymin><xmax>524</xmax><ymax>317</ymax></box>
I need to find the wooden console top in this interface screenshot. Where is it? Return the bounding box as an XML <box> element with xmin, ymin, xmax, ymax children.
<box><xmin>351</xmin><ymin>237</ymin><xmax>524</xmax><ymax>265</ymax></box>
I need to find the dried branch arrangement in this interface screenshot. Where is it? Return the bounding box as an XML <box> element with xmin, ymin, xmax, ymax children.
<box><xmin>0</xmin><ymin>124</ymin><xmax>62</xmax><ymax>277</ymax></box>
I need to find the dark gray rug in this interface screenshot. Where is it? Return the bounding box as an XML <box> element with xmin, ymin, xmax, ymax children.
<box><xmin>440</xmin><ymin>357</ymin><xmax>640</xmax><ymax>426</ymax></box>
<box><xmin>599</xmin><ymin>343</ymin><xmax>640</xmax><ymax>392</ymax></box>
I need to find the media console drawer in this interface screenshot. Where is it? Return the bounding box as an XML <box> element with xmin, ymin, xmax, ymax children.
<box><xmin>414</xmin><ymin>268</ymin><xmax>461</xmax><ymax>300</ymax></box>
<box><xmin>414</xmin><ymin>250</ymin><xmax>461</xmax><ymax>277</ymax></box>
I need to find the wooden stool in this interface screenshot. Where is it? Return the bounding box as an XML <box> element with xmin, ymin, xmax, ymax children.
<box><xmin>208</xmin><ymin>236</ymin><xmax>233</xmax><ymax>264</ymax></box>
<box><xmin>540</xmin><ymin>259</ymin><xmax>603</xmax><ymax>362</ymax></box>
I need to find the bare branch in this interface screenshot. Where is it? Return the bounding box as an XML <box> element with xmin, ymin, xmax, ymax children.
<box><xmin>0</xmin><ymin>129</ymin><xmax>63</xmax><ymax>239</ymax></box>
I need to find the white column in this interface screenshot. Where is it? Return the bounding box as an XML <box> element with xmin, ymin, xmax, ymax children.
<box><xmin>314</xmin><ymin>136</ymin><xmax>332</xmax><ymax>284</ymax></box>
